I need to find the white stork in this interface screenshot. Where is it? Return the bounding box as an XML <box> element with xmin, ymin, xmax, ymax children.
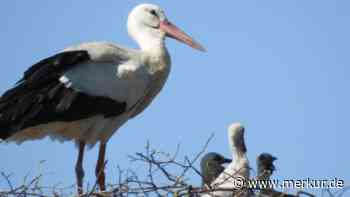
<box><xmin>202</xmin><ymin>123</ymin><xmax>251</xmax><ymax>197</ymax></box>
<box><xmin>257</xmin><ymin>153</ymin><xmax>277</xmax><ymax>196</ymax></box>
<box><xmin>200</xmin><ymin>152</ymin><xmax>232</xmax><ymax>187</ymax></box>
<box><xmin>0</xmin><ymin>3</ymin><xmax>205</xmax><ymax>194</ymax></box>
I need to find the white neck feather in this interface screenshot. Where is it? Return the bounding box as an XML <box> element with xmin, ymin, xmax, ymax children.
<box><xmin>138</xmin><ymin>34</ymin><xmax>166</xmax><ymax>52</ymax></box>
<box><xmin>128</xmin><ymin>19</ymin><xmax>167</xmax><ymax>52</ymax></box>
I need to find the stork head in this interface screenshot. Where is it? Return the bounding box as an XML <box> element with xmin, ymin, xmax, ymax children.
<box><xmin>127</xmin><ymin>4</ymin><xmax>205</xmax><ymax>52</ymax></box>
<box><xmin>228</xmin><ymin>122</ymin><xmax>247</xmax><ymax>156</ymax></box>
<box><xmin>200</xmin><ymin>152</ymin><xmax>232</xmax><ymax>186</ymax></box>
<box><xmin>257</xmin><ymin>153</ymin><xmax>277</xmax><ymax>177</ymax></box>
<box><xmin>201</xmin><ymin>152</ymin><xmax>232</xmax><ymax>170</ymax></box>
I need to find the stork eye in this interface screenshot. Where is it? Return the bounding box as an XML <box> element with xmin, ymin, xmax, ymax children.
<box><xmin>150</xmin><ymin>10</ymin><xmax>158</xmax><ymax>17</ymax></box>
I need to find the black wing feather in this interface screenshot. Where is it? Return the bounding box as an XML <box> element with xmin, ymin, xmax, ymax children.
<box><xmin>0</xmin><ymin>50</ymin><xmax>126</xmax><ymax>139</ymax></box>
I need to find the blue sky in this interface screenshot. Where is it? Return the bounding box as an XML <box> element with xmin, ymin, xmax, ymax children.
<box><xmin>0</xmin><ymin>1</ymin><xmax>348</xmax><ymax>195</ymax></box>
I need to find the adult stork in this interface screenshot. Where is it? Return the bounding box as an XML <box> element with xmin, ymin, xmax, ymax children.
<box><xmin>0</xmin><ymin>3</ymin><xmax>205</xmax><ymax>194</ymax></box>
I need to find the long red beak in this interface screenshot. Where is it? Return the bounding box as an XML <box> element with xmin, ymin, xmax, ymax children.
<box><xmin>160</xmin><ymin>20</ymin><xmax>206</xmax><ymax>52</ymax></box>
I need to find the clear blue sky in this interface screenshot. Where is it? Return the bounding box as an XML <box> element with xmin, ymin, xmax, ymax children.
<box><xmin>0</xmin><ymin>1</ymin><xmax>348</xmax><ymax>195</ymax></box>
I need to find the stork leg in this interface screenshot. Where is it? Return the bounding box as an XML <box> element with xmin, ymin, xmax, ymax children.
<box><xmin>75</xmin><ymin>141</ymin><xmax>85</xmax><ymax>196</ymax></box>
<box><xmin>95</xmin><ymin>142</ymin><xmax>107</xmax><ymax>191</ymax></box>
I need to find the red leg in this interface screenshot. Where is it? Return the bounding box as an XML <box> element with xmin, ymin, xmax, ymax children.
<box><xmin>95</xmin><ymin>142</ymin><xmax>107</xmax><ymax>191</ymax></box>
<box><xmin>75</xmin><ymin>141</ymin><xmax>85</xmax><ymax>195</ymax></box>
